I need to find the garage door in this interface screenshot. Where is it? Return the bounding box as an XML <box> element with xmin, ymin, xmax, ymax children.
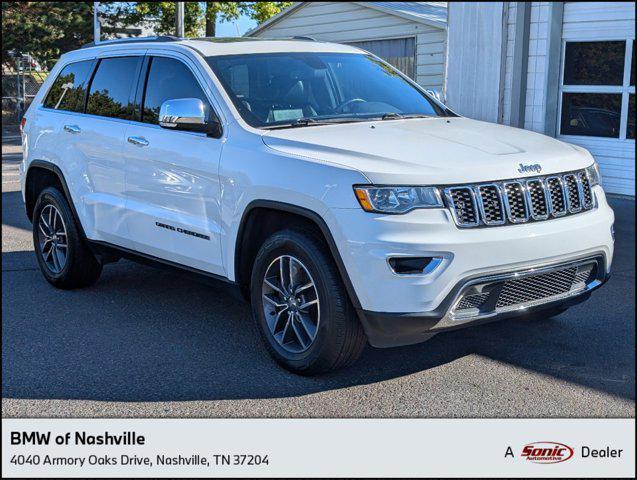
<box><xmin>558</xmin><ymin>2</ymin><xmax>635</xmax><ymax>196</ymax></box>
<box><xmin>347</xmin><ymin>37</ymin><xmax>416</xmax><ymax>79</ymax></box>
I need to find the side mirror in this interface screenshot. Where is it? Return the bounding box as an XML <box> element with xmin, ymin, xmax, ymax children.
<box><xmin>159</xmin><ymin>98</ymin><xmax>222</xmax><ymax>138</ymax></box>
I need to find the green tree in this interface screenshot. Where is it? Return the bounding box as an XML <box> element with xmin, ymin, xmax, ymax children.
<box><xmin>114</xmin><ymin>2</ymin><xmax>293</xmax><ymax>38</ymax></box>
<box><xmin>1</xmin><ymin>1</ymin><xmax>293</xmax><ymax>70</ymax></box>
<box><xmin>111</xmin><ymin>2</ymin><xmax>205</xmax><ymax>38</ymax></box>
<box><xmin>2</xmin><ymin>2</ymin><xmax>95</xmax><ymax>69</ymax></box>
<box><xmin>243</xmin><ymin>2</ymin><xmax>293</xmax><ymax>24</ymax></box>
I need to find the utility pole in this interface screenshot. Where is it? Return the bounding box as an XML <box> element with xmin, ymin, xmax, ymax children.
<box><xmin>93</xmin><ymin>2</ymin><xmax>101</xmax><ymax>44</ymax></box>
<box><xmin>176</xmin><ymin>2</ymin><xmax>185</xmax><ymax>37</ymax></box>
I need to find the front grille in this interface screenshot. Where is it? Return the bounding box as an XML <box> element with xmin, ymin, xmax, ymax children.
<box><xmin>444</xmin><ymin>169</ymin><xmax>594</xmax><ymax>228</ymax></box>
<box><xmin>456</xmin><ymin>292</ymin><xmax>490</xmax><ymax>310</ymax></box>
<box><xmin>453</xmin><ymin>259</ymin><xmax>600</xmax><ymax>317</ymax></box>
<box><xmin>495</xmin><ymin>267</ymin><xmax>576</xmax><ymax>308</ymax></box>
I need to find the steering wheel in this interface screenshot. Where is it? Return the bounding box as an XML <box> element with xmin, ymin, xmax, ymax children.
<box><xmin>333</xmin><ymin>98</ymin><xmax>366</xmax><ymax>114</ymax></box>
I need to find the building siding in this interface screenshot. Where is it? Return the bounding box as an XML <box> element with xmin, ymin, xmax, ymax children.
<box><xmin>496</xmin><ymin>2</ymin><xmax>552</xmax><ymax>132</ymax></box>
<box><xmin>522</xmin><ymin>2</ymin><xmax>551</xmax><ymax>134</ymax></box>
<box><xmin>559</xmin><ymin>2</ymin><xmax>635</xmax><ymax>196</ymax></box>
<box><xmin>249</xmin><ymin>2</ymin><xmax>447</xmax><ymax>92</ymax></box>
<box><xmin>445</xmin><ymin>2</ymin><xmax>506</xmax><ymax>123</ymax></box>
<box><xmin>501</xmin><ymin>2</ymin><xmax>517</xmax><ymax>126</ymax></box>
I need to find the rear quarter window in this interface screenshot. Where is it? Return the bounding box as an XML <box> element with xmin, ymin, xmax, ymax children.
<box><xmin>43</xmin><ymin>60</ymin><xmax>94</xmax><ymax>112</ymax></box>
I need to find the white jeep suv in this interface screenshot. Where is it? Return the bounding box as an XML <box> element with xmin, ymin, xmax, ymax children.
<box><xmin>20</xmin><ymin>37</ymin><xmax>614</xmax><ymax>374</ymax></box>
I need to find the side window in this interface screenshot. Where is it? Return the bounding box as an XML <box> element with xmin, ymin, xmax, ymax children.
<box><xmin>43</xmin><ymin>60</ymin><xmax>94</xmax><ymax>112</ymax></box>
<box><xmin>142</xmin><ymin>56</ymin><xmax>211</xmax><ymax>124</ymax></box>
<box><xmin>86</xmin><ymin>57</ymin><xmax>141</xmax><ymax>120</ymax></box>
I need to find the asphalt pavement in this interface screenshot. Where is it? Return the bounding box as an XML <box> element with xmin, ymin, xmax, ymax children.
<box><xmin>2</xmin><ymin>127</ymin><xmax>635</xmax><ymax>418</ymax></box>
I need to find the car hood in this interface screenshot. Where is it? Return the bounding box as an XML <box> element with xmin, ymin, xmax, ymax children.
<box><xmin>261</xmin><ymin>117</ymin><xmax>593</xmax><ymax>185</ymax></box>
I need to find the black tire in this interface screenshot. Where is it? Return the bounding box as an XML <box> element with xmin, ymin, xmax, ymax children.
<box><xmin>250</xmin><ymin>229</ymin><xmax>367</xmax><ymax>374</ymax></box>
<box><xmin>32</xmin><ymin>186</ymin><xmax>102</xmax><ymax>289</ymax></box>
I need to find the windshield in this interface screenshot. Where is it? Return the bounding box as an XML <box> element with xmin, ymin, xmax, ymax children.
<box><xmin>206</xmin><ymin>52</ymin><xmax>449</xmax><ymax>128</ymax></box>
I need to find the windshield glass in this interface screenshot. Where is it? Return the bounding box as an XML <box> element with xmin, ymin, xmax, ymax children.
<box><xmin>206</xmin><ymin>52</ymin><xmax>448</xmax><ymax>128</ymax></box>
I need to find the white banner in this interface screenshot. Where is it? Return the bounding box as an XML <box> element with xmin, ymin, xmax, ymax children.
<box><xmin>2</xmin><ymin>418</ymin><xmax>634</xmax><ymax>478</ymax></box>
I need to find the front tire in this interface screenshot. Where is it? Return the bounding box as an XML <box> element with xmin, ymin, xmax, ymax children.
<box><xmin>250</xmin><ymin>229</ymin><xmax>367</xmax><ymax>374</ymax></box>
<box><xmin>32</xmin><ymin>186</ymin><xmax>102</xmax><ymax>289</ymax></box>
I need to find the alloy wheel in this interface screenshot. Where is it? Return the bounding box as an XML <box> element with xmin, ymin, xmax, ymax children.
<box><xmin>261</xmin><ymin>255</ymin><xmax>320</xmax><ymax>353</ymax></box>
<box><xmin>37</xmin><ymin>204</ymin><xmax>68</xmax><ymax>274</ymax></box>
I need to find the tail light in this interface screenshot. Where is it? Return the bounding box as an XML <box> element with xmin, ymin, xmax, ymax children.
<box><xmin>20</xmin><ymin>117</ymin><xmax>26</xmax><ymax>133</ymax></box>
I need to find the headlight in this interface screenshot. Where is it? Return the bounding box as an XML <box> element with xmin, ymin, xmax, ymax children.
<box><xmin>586</xmin><ymin>162</ymin><xmax>602</xmax><ymax>187</ymax></box>
<box><xmin>353</xmin><ymin>185</ymin><xmax>443</xmax><ymax>214</ymax></box>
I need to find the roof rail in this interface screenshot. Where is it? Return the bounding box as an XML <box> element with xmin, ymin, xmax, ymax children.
<box><xmin>292</xmin><ymin>36</ymin><xmax>316</xmax><ymax>42</ymax></box>
<box><xmin>81</xmin><ymin>36</ymin><xmax>181</xmax><ymax>49</ymax></box>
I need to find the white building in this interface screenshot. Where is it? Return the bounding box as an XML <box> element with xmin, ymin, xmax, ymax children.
<box><xmin>246</xmin><ymin>2</ymin><xmax>448</xmax><ymax>93</ymax></box>
<box><xmin>446</xmin><ymin>2</ymin><xmax>635</xmax><ymax>196</ymax></box>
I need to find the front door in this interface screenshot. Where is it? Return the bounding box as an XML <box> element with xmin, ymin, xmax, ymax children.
<box><xmin>122</xmin><ymin>54</ymin><xmax>225</xmax><ymax>276</ymax></box>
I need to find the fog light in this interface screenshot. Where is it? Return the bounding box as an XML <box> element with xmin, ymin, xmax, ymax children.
<box><xmin>388</xmin><ymin>257</ymin><xmax>439</xmax><ymax>275</ymax></box>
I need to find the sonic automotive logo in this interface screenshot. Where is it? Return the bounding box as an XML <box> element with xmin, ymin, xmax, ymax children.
<box><xmin>521</xmin><ymin>441</ymin><xmax>574</xmax><ymax>464</ymax></box>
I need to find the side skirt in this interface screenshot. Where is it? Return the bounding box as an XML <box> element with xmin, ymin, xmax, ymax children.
<box><xmin>88</xmin><ymin>240</ymin><xmax>244</xmax><ymax>301</ymax></box>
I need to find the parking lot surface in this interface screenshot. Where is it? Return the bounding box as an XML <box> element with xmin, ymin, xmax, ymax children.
<box><xmin>2</xmin><ymin>128</ymin><xmax>635</xmax><ymax>418</ymax></box>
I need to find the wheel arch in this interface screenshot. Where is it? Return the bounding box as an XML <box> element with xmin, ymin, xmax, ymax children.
<box><xmin>24</xmin><ymin>160</ymin><xmax>88</xmax><ymax>240</ymax></box>
<box><xmin>234</xmin><ymin>200</ymin><xmax>362</xmax><ymax>310</ymax></box>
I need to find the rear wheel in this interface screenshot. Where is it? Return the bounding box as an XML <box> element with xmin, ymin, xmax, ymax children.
<box><xmin>250</xmin><ymin>229</ymin><xmax>367</xmax><ymax>374</ymax></box>
<box><xmin>32</xmin><ymin>187</ymin><xmax>102</xmax><ymax>289</ymax></box>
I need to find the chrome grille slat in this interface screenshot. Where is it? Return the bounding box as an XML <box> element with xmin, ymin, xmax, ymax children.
<box><xmin>502</xmin><ymin>181</ymin><xmax>529</xmax><ymax>223</ymax></box>
<box><xmin>546</xmin><ymin>176</ymin><xmax>567</xmax><ymax>217</ymax></box>
<box><xmin>525</xmin><ymin>179</ymin><xmax>549</xmax><ymax>220</ymax></box>
<box><xmin>563</xmin><ymin>173</ymin><xmax>582</xmax><ymax>213</ymax></box>
<box><xmin>444</xmin><ymin>169</ymin><xmax>594</xmax><ymax>228</ymax></box>
<box><xmin>444</xmin><ymin>187</ymin><xmax>479</xmax><ymax>227</ymax></box>
<box><xmin>475</xmin><ymin>184</ymin><xmax>505</xmax><ymax>225</ymax></box>
<box><xmin>579</xmin><ymin>171</ymin><xmax>593</xmax><ymax>209</ymax></box>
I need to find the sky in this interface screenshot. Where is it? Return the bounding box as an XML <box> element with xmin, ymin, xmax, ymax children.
<box><xmin>216</xmin><ymin>14</ymin><xmax>257</xmax><ymax>37</ymax></box>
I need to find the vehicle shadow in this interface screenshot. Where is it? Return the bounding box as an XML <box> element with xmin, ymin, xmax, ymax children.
<box><xmin>2</xmin><ymin>249</ymin><xmax>634</xmax><ymax>404</ymax></box>
<box><xmin>2</xmin><ymin>192</ymin><xmax>635</xmax><ymax>404</ymax></box>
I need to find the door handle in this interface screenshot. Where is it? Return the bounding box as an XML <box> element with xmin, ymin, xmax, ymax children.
<box><xmin>127</xmin><ymin>136</ymin><xmax>149</xmax><ymax>147</ymax></box>
<box><xmin>63</xmin><ymin>124</ymin><xmax>81</xmax><ymax>134</ymax></box>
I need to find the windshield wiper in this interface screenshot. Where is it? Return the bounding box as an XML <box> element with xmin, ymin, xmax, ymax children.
<box><xmin>379</xmin><ymin>113</ymin><xmax>433</xmax><ymax>120</ymax></box>
<box><xmin>381</xmin><ymin>112</ymin><xmax>403</xmax><ymax>120</ymax></box>
<box><xmin>262</xmin><ymin>117</ymin><xmax>368</xmax><ymax>130</ymax></box>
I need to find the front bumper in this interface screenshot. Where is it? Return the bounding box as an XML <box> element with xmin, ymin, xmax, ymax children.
<box><xmin>357</xmin><ymin>254</ymin><xmax>609</xmax><ymax>347</ymax></box>
<box><xmin>326</xmin><ymin>186</ymin><xmax>614</xmax><ymax>347</ymax></box>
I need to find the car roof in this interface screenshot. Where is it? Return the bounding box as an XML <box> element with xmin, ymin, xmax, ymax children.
<box><xmin>78</xmin><ymin>36</ymin><xmax>363</xmax><ymax>57</ymax></box>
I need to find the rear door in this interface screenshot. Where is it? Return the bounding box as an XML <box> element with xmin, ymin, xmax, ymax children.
<box><xmin>34</xmin><ymin>59</ymin><xmax>95</xmax><ymax>228</ymax></box>
<box><xmin>75</xmin><ymin>54</ymin><xmax>144</xmax><ymax>246</ymax></box>
<box><xmin>122</xmin><ymin>52</ymin><xmax>225</xmax><ymax>276</ymax></box>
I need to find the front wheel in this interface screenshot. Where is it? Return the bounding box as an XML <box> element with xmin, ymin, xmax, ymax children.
<box><xmin>250</xmin><ymin>229</ymin><xmax>367</xmax><ymax>374</ymax></box>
